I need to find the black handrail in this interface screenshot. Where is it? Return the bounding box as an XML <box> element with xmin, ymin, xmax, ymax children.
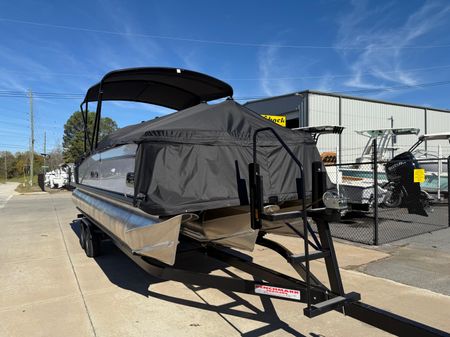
<box><xmin>251</xmin><ymin>127</ymin><xmax>312</xmax><ymax>310</ymax></box>
<box><xmin>252</xmin><ymin>127</ymin><xmax>305</xmax><ymax>174</ymax></box>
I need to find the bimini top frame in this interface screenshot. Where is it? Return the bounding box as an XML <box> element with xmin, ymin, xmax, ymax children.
<box><xmin>79</xmin><ymin>67</ymin><xmax>234</xmax><ymax>152</ymax></box>
<box><xmin>356</xmin><ymin>127</ymin><xmax>421</xmax><ymax>162</ymax></box>
<box><xmin>356</xmin><ymin>127</ymin><xmax>420</xmax><ymax>138</ymax></box>
<box><xmin>409</xmin><ymin>132</ymin><xmax>450</xmax><ymax>152</ymax></box>
<box><xmin>293</xmin><ymin>125</ymin><xmax>345</xmax><ymax>143</ymax></box>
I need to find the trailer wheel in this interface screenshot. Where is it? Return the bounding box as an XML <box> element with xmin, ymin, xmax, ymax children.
<box><xmin>79</xmin><ymin>222</ymin><xmax>86</xmax><ymax>249</ymax></box>
<box><xmin>85</xmin><ymin>226</ymin><xmax>101</xmax><ymax>258</ymax></box>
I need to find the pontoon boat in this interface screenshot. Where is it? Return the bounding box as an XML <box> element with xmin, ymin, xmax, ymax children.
<box><xmin>72</xmin><ymin>67</ymin><xmax>330</xmax><ymax>266</ymax></box>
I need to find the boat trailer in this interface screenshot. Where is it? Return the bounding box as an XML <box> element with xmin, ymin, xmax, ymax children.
<box><xmin>76</xmin><ymin>127</ymin><xmax>449</xmax><ymax>337</ymax></box>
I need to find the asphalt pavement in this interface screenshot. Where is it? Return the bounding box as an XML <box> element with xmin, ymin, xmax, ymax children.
<box><xmin>358</xmin><ymin>225</ymin><xmax>450</xmax><ymax>295</ymax></box>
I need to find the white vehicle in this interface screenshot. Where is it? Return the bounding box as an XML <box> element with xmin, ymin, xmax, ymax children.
<box><xmin>45</xmin><ymin>164</ymin><xmax>73</xmax><ymax>189</ymax></box>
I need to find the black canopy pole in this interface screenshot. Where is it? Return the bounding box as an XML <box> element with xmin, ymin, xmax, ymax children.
<box><xmin>91</xmin><ymin>82</ymin><xmax>103</xmax><ymax>151</ymax></box>
<box><xmin>80</xmin><ymin>103</ymin><xmax>87</xmax><ymax>154</ymax></box>
<box><xmin>85</xmin><ymin>102</ymin><xmax>90</xmax><ymax>150</ymax></box>
<box><xmin>408</xmin><ymin>137</ymin><xmax>424</xmax><ymax>153</ymax></box>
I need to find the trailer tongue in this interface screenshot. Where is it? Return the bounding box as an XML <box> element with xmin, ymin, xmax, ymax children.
<box><xmin>77</xmin><ymin>126</ymin><xmax>449</xmax><ymax>337</ymax></box>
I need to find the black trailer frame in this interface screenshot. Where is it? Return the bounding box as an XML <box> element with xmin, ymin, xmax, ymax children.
<box><xmin>78</xmin><ymin>211</ymin><xmax>449</xmax><ymax>337</ymax></box>
<box><xmin>76</xmin><ymin>126</ymin><xmax>450</xmax><ymax>337</ymax></box>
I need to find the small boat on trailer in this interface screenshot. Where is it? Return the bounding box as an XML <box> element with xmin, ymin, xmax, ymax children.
<box><xmin>340</xmin><ymin>127</ymin><xmax>421</xmax><ymax>182</ymax></box>
<box><xmin>73</xmin><ymin>68</ymin><xmax>449</xmax><ymax>337</ymax></box>
<box><xmin>341</xmin><ymin>128</ymin><xmax>448</xmax><ymax>194</ymax></box>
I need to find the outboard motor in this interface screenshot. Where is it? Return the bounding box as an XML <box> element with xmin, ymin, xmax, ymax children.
<box><xmin>384</xmin><ymin>151</ymin><xmax>429</xmax><ymax>216</ymax></box>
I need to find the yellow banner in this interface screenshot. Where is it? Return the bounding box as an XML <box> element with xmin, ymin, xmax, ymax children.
<box><xmin>261</xmin><ymin>114</ymin><xmax>286</xmax><ymax>127</ymax></box>
<box><xmin>413</xmin><ymin>169</ymin><xmax>426</xmax><ymax>183</ymax></box>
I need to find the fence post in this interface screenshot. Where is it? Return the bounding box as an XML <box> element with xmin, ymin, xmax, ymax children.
<box><xmin>335</xmin><ymin>145</ymin><xmax>340</xmax><ymax>195</ymax></box>
<box><xmin>438</xmin><ymin>145</ymin><xmax>442</xmax><ymax>200</ymax></box>
<box><xmin>373</xmin><ymin>139</ymin><xmax>379</xmax><ymax>245</ymax></box>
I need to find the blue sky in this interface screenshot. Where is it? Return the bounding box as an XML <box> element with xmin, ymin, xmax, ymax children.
<box><xmin>1</xmin><ymin>0</ymin><xmax>450</xmax><ymax>153</ymax></box>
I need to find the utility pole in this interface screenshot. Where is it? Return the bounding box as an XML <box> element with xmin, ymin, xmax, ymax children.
<box><xmin>43</xmin><ymin>131</ymin><xmax>46</xmax><ymax>174</ymax></box>
<box><xmin>29</xmin><ymin>89</ymin><xmax>34</xmax><ymax>186</ymax></box>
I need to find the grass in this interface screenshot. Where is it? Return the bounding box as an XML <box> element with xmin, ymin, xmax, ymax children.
<box><xmin>7</xmin><ymin>176</ymin><xmax>29</xmax><ymax>183</ymax></box>
<box><xmin>5</xmin><ymin>175</ymin><xmax>45</xmax><ymax>193</ymax></box>
<box><xmin>15</xmin><ymin>183</ymin><xmax>44</xmax><ymax>193</ymax></box>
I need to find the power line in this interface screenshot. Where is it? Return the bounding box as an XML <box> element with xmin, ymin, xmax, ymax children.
<box><xmin>1</xmin><ymin>78</ymin><xmax>450</xmax><ymax>103</ymax></box>
<box><xmin>0</xmin><ymin>69</ymin><xmax>99</xmax><ymax>78</ymax></box>
<box><xmin>0</xmin><ymin>90</ymin><xmax>83</xmax><ymax>99</ymax></box>
<box><xmin>4</xmin><ymin>63</ymin><xmax>450</xmax><ymax>81</ymax></box>
<box><xmin>226</xmin><ymin>64</ymin><xmax>450</xmax><ymax>81</ymax></box>
<box><xmin>0</xmin><ymin>143</ymin><xmax>28</xmax><ymax>148</ymax></box>
<box><xmin>335</xmin><ymin>80</ymin><xmax>450</xmax><ymax>94</ymax></box>
<box><xmin>236</xmin><ymin>79</ymin><xmax>450</xmax><ymax>100</ymax></box>
<box><xmin>2</xmin><ymin>17</ymin><xmax>450</xmax><ymax>50</ymax></box>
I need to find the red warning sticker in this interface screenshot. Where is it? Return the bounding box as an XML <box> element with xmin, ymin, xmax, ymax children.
<box><xmin>254</xmin><ymin>285</ymin><xmax>301</xmax><ymax>300</ymax></box>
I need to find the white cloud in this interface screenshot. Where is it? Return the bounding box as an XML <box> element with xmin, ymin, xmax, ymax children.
<box><xmin>314</xmin><ymin>73</ymin><xmax>335</xmax><ymax>92</ymax></box>
<box><xmin>258</xmin><ymin>45</ymin><xmax>300</xmax><ymax>96</ymax></box>
<box><xmin>336</xmin><ymin>1</ymin><xmax>450</xmax><ymax>90</ymax></box>
<box><xmin>257</xmin><ymin>44</ymin><xmax>324</xmax><ymax>96</ymax></box>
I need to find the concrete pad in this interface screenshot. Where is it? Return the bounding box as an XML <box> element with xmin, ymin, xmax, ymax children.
<box><xmin>251</xmin><ymin>238</ymin><xmax>450</xmax><ymax>334</ymax></box>
<box><xmin>1</xmin><ymin>192</ymin><xmax>449</xmax><ymax>337</ymax></box>
<box><xmin>84</xmin><ymin>284</ymin><xmax>238</xmax><ymax>337</ymax></box>
<box><xmin>264</xmin><ymin>233</ymin><xmax>390</xmax><ymax>268</ymax></box>
<box><xmin>0</xmin><ymin>233</ymin><xmax>66</xmax><ymax>264</ymax></box>
<box><xmin>0</xmin><ymin>191</ymin><xmax>95</xmax><ymax>337</ymax></box>
<box><xmin>0</xmin><ymin>182</ymin><xmax>18</xmax><ymax>210</ymax></box>
<box><xmin>0</xmin><ymin>256</ymin><xmax>80</xmax><ymax>310</ymax></box>
<box><xmin>0</xmin><ymin>296</ymin><xmax>93</xmax><ymax>337</ymax></box>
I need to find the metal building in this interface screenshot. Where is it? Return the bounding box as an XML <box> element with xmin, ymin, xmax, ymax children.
<box><xmin>245</xmin><ymin>91</ymin><xmax>450</xmax><ymax>163</ymax></box>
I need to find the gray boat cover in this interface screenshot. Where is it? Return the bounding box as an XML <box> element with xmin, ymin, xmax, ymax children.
<box><xmin>97</xmin><ymin>99</ymin><xmax>328</xmax><ymax>216</ymax></box>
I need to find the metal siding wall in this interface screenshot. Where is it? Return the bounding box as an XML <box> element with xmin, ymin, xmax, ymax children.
<box><xmin>305</xmin><ymin>93</ymin><xmax>450</xmax><ymax>162</ymax></box>
<box><xmin>308</xmin><ymin>94</ymin><xmax>340</xmax><ymax>154</ymax></box>
<box><xmin>341</xmin><ymin>99</ymin><xmax>425</xmax><ymax>162</ymax></box>
<box><xmin>426</xmin><ymin>109</ymin><xmax>450</xmax><ymax>157</ymax></box>
<box><xmin>306</xmin><ymin>93</ymin><xmax>433</xmax><ymax>163</ymax></box>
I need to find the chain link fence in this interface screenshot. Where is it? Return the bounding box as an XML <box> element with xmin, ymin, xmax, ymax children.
<box><xmin>323</xmin><ymin>141</ymin><xmax>449</xmax><ymax>245</ymax></box>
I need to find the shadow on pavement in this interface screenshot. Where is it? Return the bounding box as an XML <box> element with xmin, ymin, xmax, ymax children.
<box><xmin>70</xmin><ymin>219</ymin><xmax>307</xmax><ymax>336</ymax></box>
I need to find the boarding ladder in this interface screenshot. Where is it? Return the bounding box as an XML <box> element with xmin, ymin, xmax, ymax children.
<box><xmin>249</xmin><ymin>127</ymin><xmax>360</xmax><ymax>317</ymax></box>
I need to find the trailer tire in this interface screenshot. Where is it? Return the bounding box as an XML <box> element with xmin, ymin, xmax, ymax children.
<box><xmin>85</xmin><ymin>226</ymin><xmax>101</xmax><ymax>258</ymax></box>
<box><xmin>80</xmin><ymin>222</ymin><xmax>86</xmax><ymax>249</ymax></box>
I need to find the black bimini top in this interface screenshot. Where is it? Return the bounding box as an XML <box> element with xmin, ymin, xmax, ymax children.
<box><xmin>83</xmin><ymin>67</ymin><xmax>233</xmax><ymax>111</ymax></box>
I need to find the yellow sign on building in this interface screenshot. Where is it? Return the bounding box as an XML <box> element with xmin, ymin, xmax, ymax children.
<box><xmin>413</xmin><ymin>169</ymin><xmax>426</xmax><ymax>183</ymax></box>
<box><xmin>261</xmin><ymin>114</ymin><xmax>286</xmax><ymax>127</ymax></box>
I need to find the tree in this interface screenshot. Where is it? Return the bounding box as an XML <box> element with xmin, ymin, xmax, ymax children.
<box><xmin>0</xmin><ymin>150</ymin><xmax>45</xmax><ymax>180</ymax></box>
<box><xmin>48</xmin><ymin>146</ymin><xmax>64</xmax><ymax>171</ymax></box>
<box><xmin>63</xmin><ymin>111</ymin><xmax>118</xmax><ymax>163</ymax></box>
<box><xmin>0</xmin><ymin>151</ymin><xmax>14</xmax><ymax>181</ymax></box>
<box><xmin>13</xmin><ymin>151</ymin><xmax>44</xmax><ymax>176</ymax></box>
